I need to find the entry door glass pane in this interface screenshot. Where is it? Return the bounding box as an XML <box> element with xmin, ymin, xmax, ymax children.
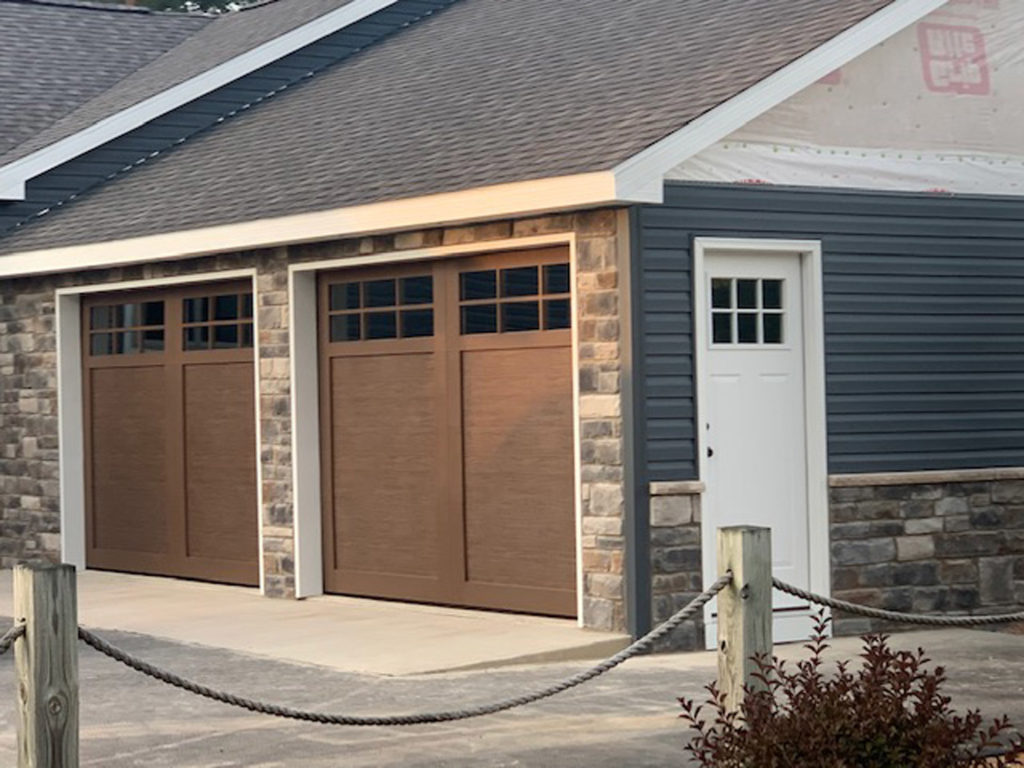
<box><xmin>709</xmin><ymin>277</ymin><xmax>785</xmax><ymax>346</ymax></box>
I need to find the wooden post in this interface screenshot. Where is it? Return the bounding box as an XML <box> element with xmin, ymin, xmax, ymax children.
<box><xmin>716</xmin><ymin>526</ymin><xmax>773</xmax><ymax>713</ymax></box>
<box><xmin>14</xmin><ymin>564</ymin><xmax>79</xmax><ymax>768</ymax></box>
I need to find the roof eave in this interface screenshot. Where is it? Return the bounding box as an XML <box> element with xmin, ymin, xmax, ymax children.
<box><xmin>0</xmin><ymin>171</ymin><xmax>646</xmax><ymax>278</ymax></box>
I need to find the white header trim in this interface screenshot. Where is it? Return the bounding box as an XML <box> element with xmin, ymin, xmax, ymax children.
<box><xmin>612</xmin><ymin>0</ymin><xmax>948</xmax><ymax>196</ymax></box>
<box><xmin>0</xmin><ymin>0</ymin><xmax>400</xmax><ymax>199</ymax></box>
<box><xmin>0</xmin><ymin>173</ymin><xmax>618</xmax><ymax>278</ymax></box>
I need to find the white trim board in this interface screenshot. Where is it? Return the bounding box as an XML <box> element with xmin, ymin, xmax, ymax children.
<box><xmin>0</xmin><ymin>0</ymin><xmax>401</xmax><ymax>199</ymax></box>
<box><xmin>691</xmin><ymin>238</ymin><xmax>830</xmax><ymax>650</ymax></box>
<box><xmin>287</xmin><ymin>234</ymin><xmax>590</xmax><ymax>625</ymax></box>
<box><xmin>55</xmin><ymin>269</ymin><xmax>268</xmax><ymax>594</ymax></box>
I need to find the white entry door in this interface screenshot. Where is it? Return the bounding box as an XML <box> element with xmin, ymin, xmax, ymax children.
<box><xmin>700</xmin><ymin>250</ymin><xmax>816</xmax><ymax>645</ymax></box>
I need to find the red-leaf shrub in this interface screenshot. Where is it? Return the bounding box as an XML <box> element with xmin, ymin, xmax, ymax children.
<box><xmin>679</xmin><ymin>614</ymin><xmax>1023</xmax><ymax>767</ymax></box>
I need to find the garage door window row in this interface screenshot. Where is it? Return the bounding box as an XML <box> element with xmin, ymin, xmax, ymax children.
<box><xmin>327</xmin><ymin>275</ymin><xmax>435</xmax><ymax>342</ymax></box>
<box><xmin>183</xmin><ymin>292</ymin><xmax>255</xmax><ymax>351</ymax></box>
<box><xmin>89</xmin><ymin>301</ymin><xmax>166</xmax><ymax>356</ymax></box>
<box><xmin>460</xmin><ymin>262</ymin><xmax>571</xmax><ymax>335</ymax></box>
<box><xmin>89</xmin><ymin>292</ymin><xmax>254</xmax><ymax>356</ymax></box>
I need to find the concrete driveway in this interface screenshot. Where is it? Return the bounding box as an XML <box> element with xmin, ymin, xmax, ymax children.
<box><xmin>0</xmin><ymin>623</ymin><xmax>1022</xmax><ymax>766</ymax></box>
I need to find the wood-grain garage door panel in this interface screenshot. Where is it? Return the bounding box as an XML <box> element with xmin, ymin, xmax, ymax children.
<box><xmin>90</xmin><ymin>366</ymin><xmax>169</xmax><ymax>555</ymax></box>
<box><xmin>461</xmin><ymin>347</ymin><xmax>575</xmax><ymax>592</ymax></box>
<box><xmin>330</xmin><ymin>354</ymin><xmax>439</xmax><ymax>578</ymax></box>
<box><xmin>184</xmin><ymin>362</ymin><xmax>259</xmax><ymax>563</ymax></box>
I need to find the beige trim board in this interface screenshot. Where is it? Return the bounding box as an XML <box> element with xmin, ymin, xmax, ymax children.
<box><xmin>0</xmin><ymin>173</ymin><xmax>625</xmax><ymax>278</ymax></box>
<box><xmin>829</xmin><ymin>467</ymin><xmax>1024</xmax><ymax>488</ymax></box>
<box><xmin>649</xmin><ymin>480</ymin><xmax>705</xmax><ymax>496</ymax></box>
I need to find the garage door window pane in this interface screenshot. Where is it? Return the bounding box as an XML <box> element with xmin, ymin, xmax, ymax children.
<box><xmin>366</xmin><ymin>311</ymin><xmax>397</xmax><ymax>339</ymax></box>
<box><xmin>501</xmin><ymin>267</ymin><xmax>538</xmax><ymax>297</ymax></box>
<box><xmin>543</xmin><ymin>264</ymin><xmax>570</xmax><ymax>295</ymax></box>
<box><xmin>502</xmin><ymin>301</ymin><xmax>540</xmax><ymax>332</ymax></box>
<box><xmin>184</xmin><ymin>297</ymin><xmax>209</xmax><ymax>324</ymax></box>
<box><xmin>365</xmin><ymin>280</ymin><xmax>396</xmax><ymax>308</ymax></box>
<box><xmin>401</xmin><ymin>309</ymin><xmax>434</xmax><ymax>338</ymax></box>
<box><xmin>330</xmin><ymin>283</ymin><xmax>361</xmax><ymax>311</ymax></box>
<box><xmin>544</xmin><ymin>299</ymin><xmax>571</xmax><ymax>330</ymax></box>
<box><xmin>242</xmin><ymin>293</ymin><xmax>254</xmax><ymax>319</ymax></box>
<box><xmin>214</xmin><ymin>295</ymin><xmax>239</xmax><ymax>321</ymax></box>
<box><xmin>461</xmin><ymin>271</ymin><xmax>496</xmax><ymax>300</ymax></box>
<box><xmin>241</xmin><ymin>324</ymin><xmax>254</xmax><ymax>347</ymax></box>
<box><xmin>400</xmin><ymin>276</ymin><xmax>433</xmax><ymax>305</ymax></box>
<box><xmin>91</xmin><ymin>333</ymin><xmax>113</xmax><ymax>356</ymax></box>
<box><xmin>142</xmin><ymin>329</ymin><xmax>165</xmax><ymax>352</ymax></box>
<box><xmin>185</xmin><ymin>326</ymin><xmax>210</xmax><ymax>350</ymax></box>
<box><xmin>213</xmin><ymin>324</ymin><xmax>239</xmax><ymax>348</ymax></box>
<box><xmin>462</xmin><ymin>304</ymin><xmax>497</xmax><ymax>334</ymax></box>
<box><xmin>330</xmin><ymin>314</ymin><xmax>361</xmax><ymax>342</ymax></box>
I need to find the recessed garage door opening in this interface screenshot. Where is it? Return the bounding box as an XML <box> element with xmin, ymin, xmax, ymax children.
<box><xmin>82</xmin><ymin>280</ymin><xmax>260</xmax><ymax>586</ymax></box>
<box><xmin>318</xmin><ymin>247</ymin><xmax>578</xmax><ymax>617</ymax></box>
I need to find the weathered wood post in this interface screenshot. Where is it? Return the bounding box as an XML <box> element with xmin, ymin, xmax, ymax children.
<box><xmin>14</xmin><ymin>563</ymin><xmax>79</xmax><ymax>768</ymax></box>
<box><xmin>716</xmin><ymin>526</ymin><xmax>773</xmax><ymax>713</ymax></box>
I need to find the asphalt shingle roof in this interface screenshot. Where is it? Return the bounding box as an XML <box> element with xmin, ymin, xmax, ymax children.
<box><xmin>0</xmin><ymin>0</ymin><xmax>896</xmax><ymax>255</ymax></box>
<box><xmin>0</xmin><ymin>0</ymin><xmax>211</xmax><ymax>159</ymax></box>
<box><xmin>0</xmin><ymin>0</ymin><xmax>361</xmax><ymax>167</ymax></box>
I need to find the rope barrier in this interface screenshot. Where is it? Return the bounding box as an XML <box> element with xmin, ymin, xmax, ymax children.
<box><xmin>76</xmin><ymin>572</ymin><xmax>732</xmax><ymax>726</ymax></box>
<box><xmin>773</xmin><ymin>578</ymin><xmax>1024</xmax><ymax>627</ymax></box>
<box><xmin>0</xmin><ymin>624</ymin><xmax>24</xmax><ymax>656</ymax></box>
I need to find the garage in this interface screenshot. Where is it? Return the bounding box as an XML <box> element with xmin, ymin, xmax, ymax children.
<box><xmin>82</xmin><ymin>281</ymin><xmax>260</xmax><ymax>586</ymax></box>
<box><xmin>318</xmin><ymin>247</ymin><xmax>577</xmax><ymax>616</ymax></box>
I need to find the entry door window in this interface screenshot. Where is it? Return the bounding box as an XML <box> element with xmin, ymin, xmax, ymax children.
<box><xmin>710</xmin><ymin>277</ymin><xmax>785</xmax><ymax>345</ymax></box>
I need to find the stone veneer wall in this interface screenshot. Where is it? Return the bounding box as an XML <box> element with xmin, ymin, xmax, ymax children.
<box><xmin>0</xmin><ymin>209</ymin><xmax>631</xmax><ymax>631</ymax></box>
<box><xmin>649</xmin><ymin>483</ymin><xmax>704</xmax><ymax>650</ymax></box>
<box><xmin>830</xmin><ymin>478</ymin><xmax>1024</xmax><ymax>636</ymax></box>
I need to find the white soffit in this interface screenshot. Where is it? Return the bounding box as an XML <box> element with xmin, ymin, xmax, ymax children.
<box><xmin>671</xmin><ymin>0</ymin><xmax>1024</xmax><ymax>196</ymax></box>
<box><xmin>0</xmin><ymin>0</ymin><xmax>400</xmax><ymax>200</ymax></box>
<box><xmin>611</xmin><ymin>0</ymin><xmax>950</xmax><ymax>198</ymax></box>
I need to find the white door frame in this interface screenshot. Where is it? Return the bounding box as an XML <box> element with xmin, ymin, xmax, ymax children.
<box><xmin>55</xmin><ymin>269</ymin><xmax>267</xmax><ymax>592</ymax></box>
<box><xmin>692</xmin><ymin>237</ymin><xmax>830</xmax><ymax>646</ymax></box>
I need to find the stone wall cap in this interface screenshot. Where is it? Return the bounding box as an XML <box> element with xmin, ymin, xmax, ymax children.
<box><xmin>830</xmin><ymin>467</ymin><xmax>1024</xmax><ymax>488</ymax></box>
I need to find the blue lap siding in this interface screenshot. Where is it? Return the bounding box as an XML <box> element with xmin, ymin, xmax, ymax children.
<box><xmin>633</xmin><ymin>182</ymin><xmax>1024</xmax><ymax>483</ymax></box>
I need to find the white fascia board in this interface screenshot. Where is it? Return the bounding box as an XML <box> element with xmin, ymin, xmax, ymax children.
<box><xmin>612</xmin><ymin>0</ymin><xmax>949</xmax><ymax>195</ymax></box>
<box><xmin>0</xmin><ymin>172</ymin><xmax>623</xmax><ymax>278</ymax></box>
<box><xmin>0</xmin><ymin>0</ymin><xmax>400</xmax><ymax>199</ymax></box>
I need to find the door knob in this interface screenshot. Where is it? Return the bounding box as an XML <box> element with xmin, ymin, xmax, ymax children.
<box><xmin>707</xmin><ymin>447</ymin><xmax>714</xmax><ymax>458</ymax></box>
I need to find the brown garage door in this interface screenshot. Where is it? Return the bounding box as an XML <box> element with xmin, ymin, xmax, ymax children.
<box><xmin>319</xmin><ymin>247</ymin><xmax>576</xmax><ymax>616</ymax></box>
<box><xmin>83</xmin><ymin>281</ymin><xmax>259</xmax><ymax>586</ymax></box>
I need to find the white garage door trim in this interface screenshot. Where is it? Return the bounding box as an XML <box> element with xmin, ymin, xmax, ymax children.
<box><xmin>288</xmin><ymin>233</ymin><xmax>587</xmax><ymax>624</ymax></box>
<box><xmin>692</xmin><ymin>237</ymin><xmax>830</xmax><ymax>647</ymax></box>
<box><xmin>55</xmin><ymin>268</ymin><xmax>266</xmax><ymax>591</ymax></box>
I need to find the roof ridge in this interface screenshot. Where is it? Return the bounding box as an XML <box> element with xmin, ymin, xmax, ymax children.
<box><xmin>0</xmin><ymin>0</ymin><xmax>214</xmax><ymax>16</ymax></box>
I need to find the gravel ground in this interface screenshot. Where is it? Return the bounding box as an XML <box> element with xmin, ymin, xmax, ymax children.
<box><xmin>0</xmin><ymin>623</ymin><xmax>1022</xmax><ymax>767</ymax></box>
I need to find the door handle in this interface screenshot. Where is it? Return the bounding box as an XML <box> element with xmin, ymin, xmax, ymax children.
<box><xmin>707</xmin><ymin>447</ymin><xmax>714</xmax><ymax>458</ymax></box>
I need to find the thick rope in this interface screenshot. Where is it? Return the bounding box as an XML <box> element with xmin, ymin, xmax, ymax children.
<box><xmin>0</xmin><ymin>624</ymin><xmax>25</xmax><ymax>656</ymax></box>
<box><xmin>77</xmin><ymin>573</ymin><xmax>732</xmax><ymax>726</ymax></box>
<box><xmin>774</xmin><ymin>578</ymin><xmax>1024</xmax><ymax>627</ymax></box>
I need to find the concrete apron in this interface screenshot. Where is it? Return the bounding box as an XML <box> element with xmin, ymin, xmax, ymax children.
<box><xmin>0</xmin><ymin>569</ymin><xmax>630</xmax><ymax>675</ymax></box>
